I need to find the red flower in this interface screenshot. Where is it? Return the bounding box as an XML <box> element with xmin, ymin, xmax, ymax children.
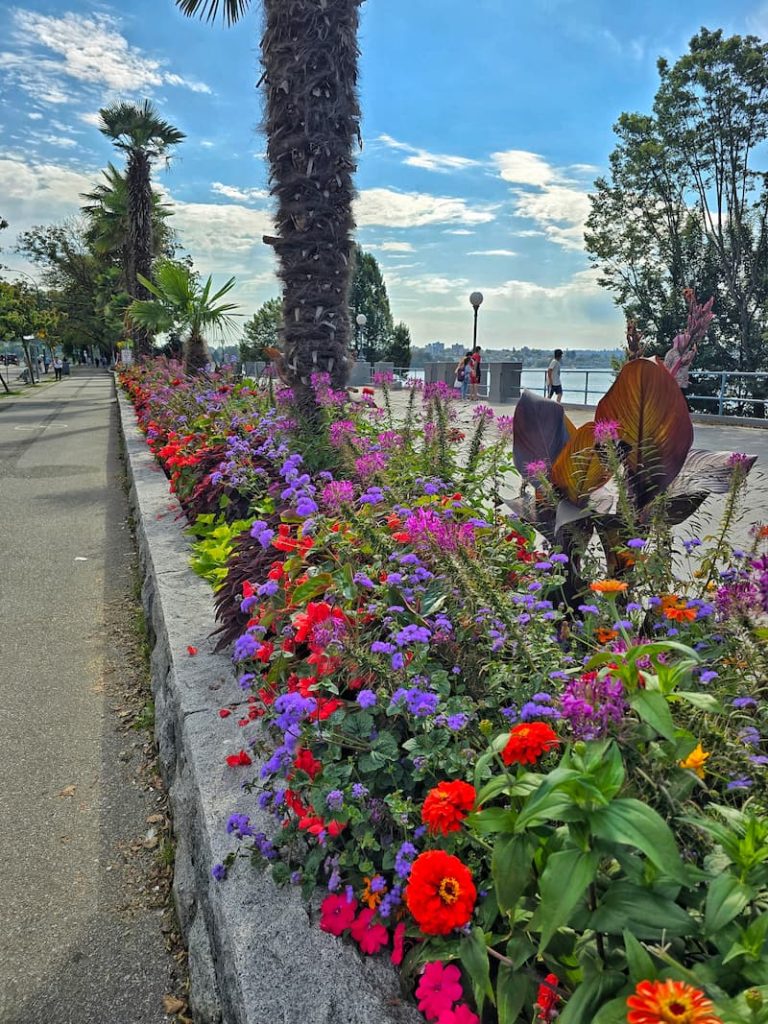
<box><xmin>187</xmin><ymin>645</ymin><xmax>198</xmax><ymax>656</ymax></box>
<box><xmin>390</xmin><ymin>922</ymin><xmax>406</xmax><ymax>965</ymax></box>
<box><xmin>535</xmin><ymin>974</ymin><xmax>560</xmax><ymax>1021</ymax></box>
<box><xmin>225</xmin><ymin>750</ymin><xmax>252</xmax><ymax>767</ymax></box>
<box><xmin>415</xmin><ymin>962</ymin><xmax>464</xmax><ymax>1020</ymax></box>
<box><xmin>405</xmin><ymin>851</ymin><xmax>476</xmax><ymax>935</ymax></box>
<box><xmin>284</xmin><ymin>788</ymin><xmax>311</xmax><ymax>819</ymax></box>
<box><xmin>392</xmin><ymin>531</ymin><xmax>412</xmax><ymax>544</ymax></box>
<box><xmin>422</xmin><ymin>780</ymin><xmax>476</xmax><ymax>835</ymax></box>
<box><xmin>218</xmin><ymin>708</ymin><xmax>232</xmax><ymax>718</ymax></box>
<box><xmin>293</xmin><ymin>748</ymin><xmax>322</xmax><ymax>780</ymax></box>
<box><xmin>319</xmin><ymin>893</ymin><xmax>357</xmax><ymax>936</ymax></box>
<box><xmin>242</xmin><ymin>581</ymin><xmax>254</xmax><ymax>599</ymax></box>
<box><xmin>437</xmin><ymin>1006</ymin><xmax>479</xmax><ymax>1024</ymax></box>
<box><xmin>350</xmin><ymin>908</ymin><xmax>389</xmax><ymax>954</ymax></box>
<box><xmin>501</xmin><ymin>722</ymin><xmax>559</xmax><ymax>766</ymax></box>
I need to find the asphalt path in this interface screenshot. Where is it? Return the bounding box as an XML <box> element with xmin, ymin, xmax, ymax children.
<box><xmin>0</xmin><ymin>370</ymin><xmax>175</xmax><ymax>1023</ymax></box>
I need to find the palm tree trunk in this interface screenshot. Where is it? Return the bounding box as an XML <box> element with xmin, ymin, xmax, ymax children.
<box><xmin>126</xmin><ymin>149</ymin><xmax>154</xmax><ymax>359</ymax></box>
<box><xmin>262</xmin><ymin>0</ymin><xmax>362</xmax><ymax>416</ymax></box>
<box><xmin>185</xmin><ymin>328</ymin><xmax>209</xmax><ymax>375</ymax></box>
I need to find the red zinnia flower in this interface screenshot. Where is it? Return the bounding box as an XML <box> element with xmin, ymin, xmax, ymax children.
<box><xmin>627</xmin><ymin>979</ymin><xmax>722</xmax><ymax>1024</ymax></box>
<box><xmin>319</xmin><ymin>893</ymin><xmax>357</xmax><ymax>936</ymax></box>
<box><xmin>501</xmin><ymin>722</ymin><xmax>559</xmax><ymax>766</ymax></box>
<box><xmin>405</xmin><ymin>851</ymin><xmax>476</xmax><ymax>935</ymax></box>
<box><xmin>421</xmin><ymin>780</ymin><xmax>476</xmax><ymax>835</ymax></box>
<box><xmin>350</xmin><ymin>908</ymin><xmax>389</xmax><ymax>954</ymax></box>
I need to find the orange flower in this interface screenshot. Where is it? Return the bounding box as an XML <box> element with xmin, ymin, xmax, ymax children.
<box><xmin>590</xmin><ymin>579</ymin><xmax>629</xmax><ymax>594</ymax></box>
<box><xmin>404</xmin><ymin>850</ymin><xmax>476</xmax><ymax>935</ymax></box>
<box><xmin>595</xmin><ymin>627</ymin><xmax>619</xmax><ymax>644</ymax></box>
<box><xmin>501</xmin><ymin>722</ymin><xmax>559</xmax><ymax>766</ymax></box>
<box><xmin>421</xmin><ymin>780</ymin><xmax>476</xmax><ymax>835</ymax></box>
<box><xmin>361</xmin><ymin>875</ymin><xmax>387</xmax><ymax>910</ymax></box>
<box><xmin>679</xmin><ymin>742</ymin><xmax>710</xmax><ymax>780</ymax></box>
<box><xmin>665</xmin><ymin>606</ymin><xmax>697</xmax><ymax>623</ymax></box>
<box><xmin>627</xmin><ymin>979</ymin><xmax>722</xmax><ymax>1024</ymax></box>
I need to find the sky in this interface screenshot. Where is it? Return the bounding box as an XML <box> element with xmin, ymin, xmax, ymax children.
<box><xmin>1</xmin><ymin>0</ymin><xmax>767</xmax><ymax>352</ymax></box>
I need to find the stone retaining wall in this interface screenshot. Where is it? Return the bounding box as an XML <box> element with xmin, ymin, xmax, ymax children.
<box><xmin>116</xmin><ymin>388</ymin><xmax>419</xmax><ymax>1024</ymax></box>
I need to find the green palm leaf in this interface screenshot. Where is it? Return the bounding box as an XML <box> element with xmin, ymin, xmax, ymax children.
<box><xmin>175</xmin><ymin>0</ymin><xmax>252</xmax><ymax>25</ymax></box>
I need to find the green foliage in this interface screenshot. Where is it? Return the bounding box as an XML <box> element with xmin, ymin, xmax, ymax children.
<box><xmin>188</xmin><ymin>515</ymin><xmax>252</xmax><ymax>589</ymax></box>
<box><xmin>349</xmin><ymin>245</ymin><xmax>394</xmax><ymax>362</ymax></box>
<box><xmin>240</xmin><ymin>297</ymin><xmax>282</xmax><ymax>361</ymax></box>
<box><xmin>388</xmin><ymin>321</ymin><xmax>412</xmax><ymax>367</ymax></box>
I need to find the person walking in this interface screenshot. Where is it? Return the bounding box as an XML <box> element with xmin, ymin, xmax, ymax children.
<box><xmin>469</xmin><ymin>345</ymin><xmax>481</xmax><ymax>401</ymax></box>
<box><xmin>454</xmin><ymin>352</ymin><xmax>471</xmax><ymax>400</ymax></box>
<box><xmin>547</xmin><ymin>349</ymin><xmax>563</xmax><ymax>403</ymax></box>
<box><xmin>53</xmin><ymin>356</ymin><xmax>63</xmax><ymax>382</ymax></box>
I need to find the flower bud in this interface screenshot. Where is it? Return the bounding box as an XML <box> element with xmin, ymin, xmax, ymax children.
<box><xmin>479</xmin><ymin>719</ymin><xmax>493</xmax><ymax>736</ymax></box>
<box><xmin>745</xmin><ymin>989</ymin><xmax>763</xmax><ymax>1012</ymax></box>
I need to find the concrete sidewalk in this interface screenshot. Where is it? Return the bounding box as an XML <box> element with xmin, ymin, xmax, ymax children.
<box><xmin>0</xmin><ymin>370</ymin><xmax>177</xmax><ymax>1023</ymax></box>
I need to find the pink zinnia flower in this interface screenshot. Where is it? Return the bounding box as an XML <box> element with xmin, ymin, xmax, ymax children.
<box><xmin>319</xmin><ymin>893</ymin><xmax>358</xmax><ymax>936</ymax></box>
<box><xmin>416</xmin><ymin>962</ymin><xmax>464</xmax><ymax>1020</ymax></box>
<box><xmin>349</xmin><ymin>908</ymin><xmax>389</xmax><ymax>954</ymax></box>
<box><xmin>593</xmin><ymin>419</ymin><xmax>621</xmax><ymax>443</ymax></box>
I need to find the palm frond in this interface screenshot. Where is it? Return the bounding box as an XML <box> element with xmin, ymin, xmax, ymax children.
<box><xmin>127</xmin><ymin>299</ymin><xmax>174</xmax><ymax>334</ymax></box>
<box><xmin>175</xmin><ymin>0</ymin><xmax>251</xmax><ymax>25</ymax></box>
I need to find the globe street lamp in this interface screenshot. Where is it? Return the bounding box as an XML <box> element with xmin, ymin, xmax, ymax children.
<box><xmin>469</xmin><ymin>291</ymin><xmax>484</xmax><ymax>350</ymax></box>
<box><xmin>355</xmin><ymin>313</ymin><xmax>367</xmax><ymax>360</ymax></box>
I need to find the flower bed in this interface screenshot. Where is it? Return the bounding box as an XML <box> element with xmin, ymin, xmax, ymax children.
<box><xmin>121</xmin><ymin>361</ymin><xmax>768</xmax><ymax>1024</ymax></box>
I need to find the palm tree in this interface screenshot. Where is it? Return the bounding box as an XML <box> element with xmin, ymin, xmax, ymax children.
<box><xmin>127</xmin><ymin>260</ymin><xmax>240</xmax><ymax>374</ymax></box>
<box><xmin>98</xmin><ymin>101</ymin><xmax>185</xmax><ymax>359</ymax></box>
<box><xmin>175</xmin><ymin>0</ymin><xmax>362</xmax><ymax>415</ymax></box>
<box><xmin>81</xmin><ymin>163</ymin><xmax>174</xmax><ymax>282</ymax></box>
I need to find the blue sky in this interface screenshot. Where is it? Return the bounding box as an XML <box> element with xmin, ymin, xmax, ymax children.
<box><xmin>1</xmin><ymin>0</ymin><xmax>767</xmax><ymax>351</ymax></box>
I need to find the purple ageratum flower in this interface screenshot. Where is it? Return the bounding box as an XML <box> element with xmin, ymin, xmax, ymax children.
<box><xmin>211</xmin><ymin>863</ymin><xmax>227</xmax><ymax>881</ymax></box>
<box><xmin>326</xmin><ymin>789</ymin><xmax>344</xmax><ymax>811</ymax></box>
<box><xmin>351</xmin><ymin>783</ymin><xmax>368</xmax><ymax>799</ymax></box>
<box><xmin>683</xmin><ymin>537</ymin><xmax>702</xmax><ymax>553</ymax></box>
<box><xmin>446</xmin><ymin>713</ymin><xmax>468</xmax><ymax>731</ymax></box>
<box><xmin>404</xmin><ymin>689</ymin><xmax>439</xmax><ymax>717</ymax></box>
<box><xmin>394</xmin><ymin>842</ymin><xmax>417</xmax><ymax>878</ymax></box>
<box><xmin>699</xmin><ymin>670</ymin><xmax>718</xmax><ymax>685</ymax></box>
<box><xmin>551</xmin><ymin>553</ymin><xmax>569</xmax><ymax>564</ymax></box>
<box><xmin>732</xmin><ymin>697</ymin><xmax>758</xmax><ymax>709</ymax></box>
<box><xmin>395</xmin><ymin>624</ymin><xmax>432</xmax><ymax>646</ymax></box>
<box><xmin>370</xmin><ymin>641</ymin><xmax>396</xmax><ymax>655</ymax></box>
<box><xmin>359</xmin><ymin>486</ymin><xmax>385</xmax><ymax>506</ymax></box>
<box><xmin>749</xmin><ymin>755</ymin><xmax>768</xmax><ymax>766</ymax></box>
<box><xmin>356</xmin><ymin>689</ymin><xmax>377</xmax><ymax>709</ymax></box>
<box><xmin>578</xmin><ymin>604</ymin><xmax>600</xmax><ymax>615</ymax></box>
<box><xmin>627</xmin><ymin>538</ymin><xmax>646</xmax><ymax>549</ymax></box>
<box><xmin>738</xmin><ymin>727</ymin><xmax>761</xmax><ymax>748</ymax></box>
<box><xmin>250</xmin><ymin>519</ymin><xmax>275</xmax><ymax>549</ymax></box>
<box><xmin>727</xmin><ymin>776</ymin><xmax>753</xmax><ymax>791</ymax></box>
<box><xmin>593</xmin><ymin>419</ymin><xmax>621</xmax><ymax>443</ymax></box>
<box><xmin>561</xmin><ymin>673</ymin><xmax>626</xmax><ymax>740</ymax></box>
<box><xmin>226</xmin><ymin>813</ymin><xmax>254</xmax><ymax>838</ymax></box>
<box><xmin>233</xmin><ymin>632</ymin><xmax>261</xmax><ymax>662</ymax></box>
<box><xmin>391</xmin><ymin>652</ymin><xmax>405</xmax><ymax>670</ymax></box>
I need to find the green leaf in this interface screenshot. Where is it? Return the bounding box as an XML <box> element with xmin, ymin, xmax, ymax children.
<box><xmin>672</xmin><ymin>691</ymin><xmax>722</xmax><ymax>712</ymax></box>
<box><xmin>704</xmin><ymin>873</ymin><xmax>753</xmax><ymax>934</ymax></box>
<box><xmin>557</xmin><ymin>971</ymin><xmax>624</xmax><ymax>1024</ymax></box>
<box><xmin>492</xmin><ymin>833</ymin><xmax>537</xmax><ymax>913</ymax></box>
<box><xmin>629</xmin><ymin>689</ymin><xmax>677</xmax><ymax>741</ymax></box>
<box><xmin>622</xmin><ymin>929</ymin><xmax>656</xmax><ymax>983</ymax></box>
<box><xmin>496</xmin><ymin>965</ymin><xmax>533</xmax><ymax>1024</ymax></box>
<box><xmin>465</xmin><ymin>807</ymin><xmax>517</xmax><ymax>836</ymax></box>
<box><xmin>591</xmin><ymin>994</ymin><xmax>634</xmax><ymax>1024</ymax></box>
<box><xmin>589</xmin><ymin>881</ymin><xmax>697</xmax><ymax>939</ymax></box>
<box><xmin>290</xmin><ymin>573</ymin><xmax>334</xmax><ymax>605</ymax></box>
<box><xmin>589</xmin><ymin>798</ymin><xmax>687</xmax><ymax>883</ymax></box>
<box><xmin>459</xmin><ymin>927</ymin><xmax>494</xmax><ymax>1017</ymax></box>
<box><xmin>475</xmin><ymin>775</ymin><xmax>515</xmax><ymax>806</ymax></box>
<box><xmin>533</xmin><ymin>848</ymin><xmax>599</xmax><ymax>951</ymax></box>
<box><xmin>514</xmin><ymin>767</ymin><xmax>583</xmax><ymax>831</ymax></box>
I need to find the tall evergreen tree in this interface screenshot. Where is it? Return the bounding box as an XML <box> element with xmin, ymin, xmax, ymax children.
<box><xmin>176</xmin><ymin>0</ymin><xmax>362</xmax><ymax>416</ymax></box>
<box><xmin>98</xmin><ymin>101</ymin><xmax>185</xmax><ymax>358</ymax></box>
<box><xmin>349</xmin><ymin>244</ymin><xmax>394</xmax><ymax>362</ymax></box>
<box><xmin>240</xmin><ymin>297</ymin><xmax>282</xmax><ymax>361</ymax></box>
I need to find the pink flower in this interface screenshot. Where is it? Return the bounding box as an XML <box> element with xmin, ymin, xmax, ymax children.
<box><xmin>526</xmin><ymin>459</ymin><xmax>548</xmax><ymax>478</ymax></box>
<box><xmin>593</xmin><ymin>419</ymin><xmax>621</xmax><ymax>443</ymax></box>
<box><xmin>416</xmin><ymin>962</ymin><xmax>464</xmax><ymax>1020</ymax></box>
<box><xmin>437</xmin><ymin>1005</ymin><xmax>480</xmax><ymax>1024</ymax></box>
<box><xmin>497</xmin><ymin>415</ymin><xmax>514</xmax><ymax>439</ymax></box>
<box><xmin>390</xmin><ymin>922</ymin><xmax>406</xmax><ymax>965</ymax></box>
<box><xmin>349</xmin><ymin>908</ymin><xmax>389</xmax><ymax>954</ymax></box>
<box><xmin>319</xmin><ymin>893</ymin><xmax>358</xmax><ymax>937</ymax></box>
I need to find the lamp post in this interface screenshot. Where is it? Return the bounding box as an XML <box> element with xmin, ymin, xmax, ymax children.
<box><xmin>355</xmin><ymin>313</ymin><xmax>367</xmax><ymax>360</ymax></box>
<box><xmin>469</xmin><ymin>291</ymin><xmax>484</xmax><ymax>349</ymax></box>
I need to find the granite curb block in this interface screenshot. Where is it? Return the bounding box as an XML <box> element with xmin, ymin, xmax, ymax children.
<box><xmin>116</xmin><ymin>387</ymin><xmax>419</xmax><ymax>1024</ymax></box>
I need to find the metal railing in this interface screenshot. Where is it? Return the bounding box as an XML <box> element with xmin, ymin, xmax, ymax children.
<box><xmin>525</xmin><ymin>367</ymin><xmax>615</xmax><ymax>405</ymax></box>
<box><xmin>686</xmin><ymin>370</ymin><xmax>768</xmax><ymax>417</ymax></box>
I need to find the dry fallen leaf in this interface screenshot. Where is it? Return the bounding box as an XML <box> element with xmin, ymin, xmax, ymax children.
<box><xmin>58</xmin><ymin>785</ymin><xmax>77</xmax><ymax>798</ymax></box>
<box><xmin>162</xmin><ymin>994</ymin><xmax>186</xmax><ymax>1014</ymax></box>
<box><xmin>146</xmin><ymin>813</ymin><xmax>165</xmax><ymax>825</ymax></box>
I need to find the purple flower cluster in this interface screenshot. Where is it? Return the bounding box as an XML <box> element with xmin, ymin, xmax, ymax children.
<box><xmin>561</xmin><ymin>672</ymin><xmax>626</xmax><ymax>740</ymax></box>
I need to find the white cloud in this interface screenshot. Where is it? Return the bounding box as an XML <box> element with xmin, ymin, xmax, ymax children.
<box><xmin>356</xmin><ymin>188</ymin><xmax>496</xmax><ymax>228</ymax></box>
<box><xmin>483</xmin><ymin>267</ymin><xmax>602</xmax><ymax>303</ymax></box>
<box><xmin>27</xmin><ymin>112</ymin><xmax>44</xmax><ymax>121</ymax></box>
<box><xmin>370</xmin><ymin>241</ymin><xmax>414</xmax><ymax>253</ymax></box>
<box><xmin>444</xmin><ymin>229</ymin><xmax>475</xmax><ymax>235</ymax></box>
<box><xmin>34</xmin><ymin>133</ymin><xmax>78</xmax><ymax>149</ymax></box>
<box><xmin>0</xmin><ymin>10</ymin><xmax>211</xmax><ymax>106</ymax></box>
<box><xmin>492</xmin><ymin>150</ymin><xmax>559</xmax><ymax>188</ymax></box>
<box><xmin>387</xmin><ymin>272</ymin><xmax>469</xmax><ymax>295</ymax></box>
<box><xmin>78</xmin><ymin>111</ymin><xmax>102</xmax><ymax>127</ymax></box>
<box><xmin>211</xmin><ymin>182</ymin><xmax>270</xmax><ymax>203</ymax></box>
<box><xmin>0</xmin><ymin>155</ymin><xmax>96</xmax><ymax>226</ymax></box>
<box><xmin>376</xmin><ymin>134</ymin><xmax>483</xmax><ymax>173</ymax></box>
<box><xmin>467</xmin><ymin>249</ymin><xmax>517</xmax><ymax>257</ymax></box>
<box><xmin>200</xmin><ymin>140</ymin><xmax>215</xmax><ymax>149</ymax></box>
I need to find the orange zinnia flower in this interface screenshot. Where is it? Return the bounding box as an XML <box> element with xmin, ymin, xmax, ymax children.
<box><xmin>501</xmin><ymin>722</ymin><xmax>559</xmax><ymax>766</ymax></box>
<box><xmin>404</xmin><ymin>850</ymin><xmax>476</xmax><ymax>935</ymax></box>
<box><xmin>665</xmin><ymin>606</ymin><xmax>697</xmax><ymax>623</ymax></box>
<box><xmin>627</xmin><ymin>979</ymin><xmax>722</xmax><ymax>1024</ymax></box>
<box><xmin>421</xmin><ymin>780</ymin><xmax>476</xmax><ymax>835</ymax></box>
<box><xmin>590</xmin><ymin>579</ymin><xmax>629</xmax><ymax>594</ymax></box>
<box><xmin>595</xmin><ymin>627</ymin><xmax>619</xmax><ymax>644</ymax></box>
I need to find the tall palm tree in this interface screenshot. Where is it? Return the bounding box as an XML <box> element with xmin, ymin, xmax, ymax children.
<box><xmin>98</xmin><ymin>101</ymin><xmax>185</xmax><ymax>358</ymax></box>
<box><xmin>127</xmin><ymin>259</ymin><xmax>240</xmax><ymax>374</ymax></box>
<box><xmin>81</xmin><ymin>163</ymin><xmax>174</xmax><ymax>281</ymax></box>
<box><xmin>175</xmin><ymin>0</ymin><xmax>362</xmax><ymax>415</ymax></box>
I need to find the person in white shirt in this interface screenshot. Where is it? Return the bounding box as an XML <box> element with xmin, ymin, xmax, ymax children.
<box><xmin>547</xmin><ymin>348</ymin><xmax>563</xmax><ymax>402</ymax></box>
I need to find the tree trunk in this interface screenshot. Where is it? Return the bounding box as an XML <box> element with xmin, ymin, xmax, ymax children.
<box><xmin>261</xmin><ymin>0</ymin><xmax>361</xmax><ymax>417</ymax></box>
<box><xmin>126</xmin><ymin>149</ymin><xmax>155</xmax><ymax>359</ymax></box>
<box><xmin>185</xmin><ymin>328</ymin><xmax>209</xmax><ymax>375</ymax></box>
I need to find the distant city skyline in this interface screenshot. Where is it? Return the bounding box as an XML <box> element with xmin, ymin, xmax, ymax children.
<box><xmin>2</xmin><ymin>0</ymin><xmax>765</xmax><ymax>350</ymax></box>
